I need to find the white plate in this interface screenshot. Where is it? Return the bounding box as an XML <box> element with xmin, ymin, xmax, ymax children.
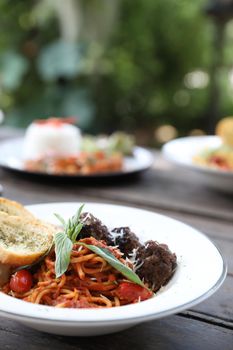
<box><xmin>0</xmin><ymin>202</ymin><xmax>226</xmax><ymax>336</ymax></box>
<box><xmin>162</xmin><ymin>136</ymin><xmax>233</xmax><ymax>192</ymax></box>
<box><xmin>0</xmin><ymin>138</ymin><xmax>153</xmax><ymax>178</ymax></box>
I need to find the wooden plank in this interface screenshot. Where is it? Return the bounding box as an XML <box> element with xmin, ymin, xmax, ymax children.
<box><xmin>74</xmin><ymin>174</ymin><xmax>233</xmax><ymax>222</ymax></box>
<box><xmin>147</xmin><ymin>207</ymin><xmax>233</xmax><ymax>241</ymax></box>
<box><xmin>1</xmin><ymin>166</ymin><xmax>233</xmax><ymax>224</ymax></box>
<box><xmin>1</xmin><ymin>162</ymin><xmax>233</xmax><ymax>223</ymax></box>
<box><xmin>190</xmin><ymin>276</ymin><xmax>233</xmax><ymax>323</ymax></box>
<box><xmin>0</xmin><ymin>315</ymin><xmax>232</xmax><ymax>350</ymax></box>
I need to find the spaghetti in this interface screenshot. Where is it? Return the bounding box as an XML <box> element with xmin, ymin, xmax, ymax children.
<box><xmin>2</xmin><ymin>238</ymin><xmax>152</xmax><ymax>308</ymax></box>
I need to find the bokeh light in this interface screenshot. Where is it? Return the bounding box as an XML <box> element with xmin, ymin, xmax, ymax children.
<box><xmin>184</xmin><ymin>70</ymin><xmax>209</xmax><ymax>89</ymax></box>
<box><xmin>154</xmin><ymin>125</ymin><xmax>178</xmax><ymax>143</ymax></box>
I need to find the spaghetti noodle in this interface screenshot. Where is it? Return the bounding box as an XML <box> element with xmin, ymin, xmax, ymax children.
<box><xmin>2</xmin><ymin>238</ymin><xmax>153</xmax><ymax>308</ymax></box>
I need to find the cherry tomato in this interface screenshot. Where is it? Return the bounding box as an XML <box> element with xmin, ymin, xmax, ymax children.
<box><xmin>9</xmin><ymin>269</ymin><xmax>33</xmax><ymax>293</ymax></box>
<box><xmin>116</xmin><ymin>282</ymin><xmax>153</xmax><ymax>303</ymax></box>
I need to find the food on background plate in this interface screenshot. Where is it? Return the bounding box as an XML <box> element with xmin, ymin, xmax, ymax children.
<box><xmin>23</xmin><ymin>117</ymin><xmax>81</xmax><ymax>160</ymax></box>
<box><xmin>193</xmin><ymin>116</ymin><xmax>233</xmax><ymax>171</ymax></box>
<box><xmin>0</xmin><ymin>198</ymin><xmax>177</xmax><ymax>308</ymax></box>
<box><xmin>25</xmin><ymin>151</ymin><xmax>123</xmax><ymax>175</ymax></box>
<box><xmin>82</xmin><ymin>132</ymin><xmax>135</xmax><ymax>156</ymax></box>
<box><xmin>23</xmin><ymin>117</ymin><xmax>134</xmax><ymax>175</ymax></box>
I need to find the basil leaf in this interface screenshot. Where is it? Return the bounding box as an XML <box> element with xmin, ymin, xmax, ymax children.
<box><xmin>77</xmin><ymin>242</ymin><xmax>145</xmax><ymax>287</ymax></box>
<box><xmin>54</xmin><ymin>231</ymin><xmax>73</xmax><ymax>278</ymax></box>
<box><xmin>54</xmin><ymin>213</ymin><xmax>66</xmax><ymax>228</ymax></box>
<box><xmin>53</xmin><ymin>204</ymin><xmax>85</xmax><ymax>278</ymax></box>
<box><xmin>73</xmin><ymin>204</ymin><xmax>85</xmax><ymax>227</ymax></box>
<box><xmin>70</xmin><ymin>222</ymin><xmax>83</xmax><ymax>243</ymax></box>
<box><xmin>66</xmin><ymin>204</ymin><xmax>85</xmax><ymax>242</ymax></box>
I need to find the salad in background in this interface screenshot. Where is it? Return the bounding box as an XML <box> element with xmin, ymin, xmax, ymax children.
<box><xmin>81</xmin><ymin>132</ymin><xmax>135</xmax><ymax>156</ymax></box>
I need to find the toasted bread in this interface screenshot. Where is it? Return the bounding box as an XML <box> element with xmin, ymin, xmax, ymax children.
<box><xmin>0</xmin><ymin>197</ymin><xmax>34</xmax><ymax>219</ymax></box>
<box><xmin>0</xmin><ymin>212</ymin><xmax>56</xmax><ymax>266</ymax></box>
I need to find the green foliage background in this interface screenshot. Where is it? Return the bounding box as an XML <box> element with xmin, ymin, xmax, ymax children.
<box><xmin>0</xmin><ymin>0</ymin><xmax>233</xmax><ymax>142</ymax></box>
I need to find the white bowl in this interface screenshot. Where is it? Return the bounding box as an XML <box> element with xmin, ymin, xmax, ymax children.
<box><xmin>162</xmin><ymin>136</ymin><xmax>233</xmax><ymax>193</ymax></box>
<box><xmin>0</xmin><ymin>202</ymin><xmax>226</xmax><ymax>336</ymax></box>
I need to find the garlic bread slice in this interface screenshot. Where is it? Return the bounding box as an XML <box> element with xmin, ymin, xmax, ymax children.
<box><xmin>0</xmin><ymin>197</ymin><xmax>34</xmax><ymax>219</ymax></box>
<box><xmin>0</xmin><ymin>212</ymin><xmax>55</xmax><ymax>266</ymax></box>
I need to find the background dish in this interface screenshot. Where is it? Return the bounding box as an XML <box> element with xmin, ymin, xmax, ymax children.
<box><xmin>0</xmin><ymin>138</ymin><xmax>153</xmax><ymax>178</ymax></box>
<box><xmin>162</xmin><ymin>135</ymin><xmax>233</xmax><ymax>193</ymax></box>
<box><xmin>0</xmin><ymin>202</ymin><xmax>226</xmax><ymax>336</ymax></box>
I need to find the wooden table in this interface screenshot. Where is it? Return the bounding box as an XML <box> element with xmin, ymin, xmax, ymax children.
<box><xmin>0</xmin><ymin>129</ymin><xmax>233</xmax><ymax>350</ymax></box>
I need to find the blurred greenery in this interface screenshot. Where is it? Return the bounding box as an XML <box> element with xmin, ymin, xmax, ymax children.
<box><xmin>0</xmin><ymin>0</ymin><xmax>233</xmax><ymax>144</ymax></box>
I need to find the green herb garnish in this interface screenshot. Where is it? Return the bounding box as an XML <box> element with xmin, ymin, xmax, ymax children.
<box><xmin>54</xmin><ymin>204</ymin><xmax>84</xmax><ymax>277</ymax></box>
<box><xmin>77</xmin><ymin>242</ymin><xmax>145</xmax><ymax>287</ymax></box>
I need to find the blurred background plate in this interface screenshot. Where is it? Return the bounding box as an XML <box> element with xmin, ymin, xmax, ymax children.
<box><xmin>0</xmin><ymin>137</ymin><xmax>153</xmax><ymax>179</ymax></box>
<box><xmin>162</xmin><ymin>136</ymin><xmax>233</xmax><ymax>193</ymax></box>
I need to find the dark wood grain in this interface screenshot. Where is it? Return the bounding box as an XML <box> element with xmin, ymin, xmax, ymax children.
<box><xmin>190</xmin><ymin>276</ymin><xmax>233</xmax><ymax>322</ymax></box>
<box><xmin>0</xmin><ymin>127</ymin><xmax>232</xmax><ymax>349</ymax></box>
<box><xmin>0</xmin><ymin>315</ymin><xmax>232</xmax><ymax>350</ymax></box>
<box><xmin>1</xmin><ymin>165</ymin><xmax>233</xmax><ymax>221</ymax></box>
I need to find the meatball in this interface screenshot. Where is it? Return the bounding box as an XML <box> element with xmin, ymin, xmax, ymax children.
<box><xmin>136</xmin><ymin>240</ymin><xmax>177</xmax><ymax>292</ymax></box>
<box><xmin>79</xmin><ymin>212</ymin><xmax>112</xmax><ymax>244</ymax></box>
<box><xmin>110</xmin><ymin>227</ymin><xmax>142</xmax><ymax>258</ymax></box>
